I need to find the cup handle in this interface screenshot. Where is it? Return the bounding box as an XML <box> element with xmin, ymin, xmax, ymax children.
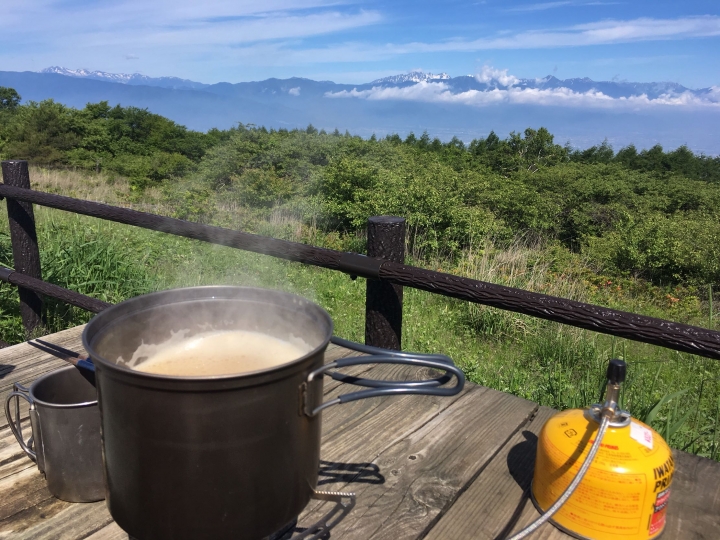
<box><xmin>4</xmin><ymin>384</ymin><xmax>37</xmax><ymax>462</ymax></box>
<box><xmin>302</xmin><ymin>337</ymin><xmax>465</xmax><ymax>417</ymax></box>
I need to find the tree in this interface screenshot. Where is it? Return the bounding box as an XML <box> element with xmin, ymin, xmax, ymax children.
<box><xmin>570</xmin><ymin>139</ymin><xmax>614</xmax><ymax>164</ymax></box>
<box><xmin>0</xmin><ymin>87</ymin><xmax>21</xmax><ymax>111</ymax></box>
<box><xmin>4</xmin><ymin>99</ymin><xmax>82</xmax><ymax>165</ymax></box>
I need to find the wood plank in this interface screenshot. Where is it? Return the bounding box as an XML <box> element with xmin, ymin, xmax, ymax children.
<box><xmin>0</xmin><ymin>497</ymin><xmax>71</xmax><ymax>539</ymax></box>
<box><xmin>424</xmin><ymin>406</ymin><xmax>564</xmax><ymax>540</ymax></box>
<box><xmin>0</xmin><ymin>466</ymin><xmax>53</xmax><ymax>521</ymax></box>
<box><xmin>0</xmin><ymin>498</ymin><xmax>112</xmax><ymax>540</ymax></box>
<box><xmin>664</xmin><ymin>451</ymin><xmax>720</xmax><ymax>539</ymax></box>
<box><xmin>298</xmin><ymin>386</ymin><xmax>538</xmax><ymax>540</ymax></box>
<box><xmin>0</xmin><ymin>419</ymin><xmax>36</xmax><ymax>481</ymax></box>
<box><xmin>83</xmin><ymin>522</ymin><xmax>128</xmax><ymax>540</ymax></box>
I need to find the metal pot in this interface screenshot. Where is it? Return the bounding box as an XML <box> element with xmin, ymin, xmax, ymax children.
<box><xmin>82</xmin><ymin>286</ymin><xmax>464</xmax><ymax>540</ymax></box>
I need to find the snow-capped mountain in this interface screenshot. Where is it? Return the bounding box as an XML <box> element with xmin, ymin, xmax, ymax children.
<box><xmin>371</xmin><ymin>71</ymin><xmax>451</xmax><ymax>85</ymax></box>
<box><xmin>43</xmin><ymin>66</ymin><xmax>137</xmax><ymax>83</ymax></box>
<box><xmin>41</xmin><ymin>67</ymin><xmax>209</xmax><ymax>90</ymax></box>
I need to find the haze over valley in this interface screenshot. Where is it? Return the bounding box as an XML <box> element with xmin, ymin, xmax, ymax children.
<box><xmin>2</xmin><ymin>66</ymin><xmax>718</xmax><ymax>154</ymax></box>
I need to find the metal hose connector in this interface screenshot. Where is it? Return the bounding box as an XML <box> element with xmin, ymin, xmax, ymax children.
<box><xmin>507</xmin><ymin>416</ymin><xmax>611</xmax><ymax>540</ymax></box>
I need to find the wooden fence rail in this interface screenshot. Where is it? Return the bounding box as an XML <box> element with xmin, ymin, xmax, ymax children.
<box><xmin>3</xmin><ymin>160</ymin><xmax>720</xmax><ymax>360</ymax></box>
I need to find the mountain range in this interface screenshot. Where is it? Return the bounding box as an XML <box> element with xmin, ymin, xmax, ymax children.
<box><xmin>39</xmin><ymin>66</ymin><xmax>714</xmax><ymax>101</ymax></box>
<box><xmin>0</xmin><ymin>67</ymin><xmax>718</xmax><ymax>154</ymax></box>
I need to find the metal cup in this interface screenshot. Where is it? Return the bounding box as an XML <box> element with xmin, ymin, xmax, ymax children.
<box><xmin>4</xmin><ymin>365</ymin><xmax>105</xmax><ymax>502</ymax></box>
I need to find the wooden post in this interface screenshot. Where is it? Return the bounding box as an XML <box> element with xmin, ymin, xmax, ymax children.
<box><xmin>365</xmin><ymin>216</ymin><xmax>405</xmax><ymax>349</ymax></box>
<box><xmin>1</xmin><ymin>160</ymin><xmax>45</xmax><ymax>336</ymax></box>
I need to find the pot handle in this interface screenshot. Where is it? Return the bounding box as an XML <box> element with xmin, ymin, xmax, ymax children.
<box><xmin>303</xmin><ymin>336</ymin><xmax>465</xmax><ymax>417</ymax></box>
<box><xmin>4</xmin><ymin>383</ymin><xmax>37</xmax><ymax>462</ymax></box>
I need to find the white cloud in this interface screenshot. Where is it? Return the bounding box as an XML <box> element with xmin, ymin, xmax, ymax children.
<box><xmin>1</xmin><ymin>5</ymin><xmax>382</xmax><ymax>48</ymax></box>
<box><xmin>505</xmin><ymin>1</ymin><xmax>575</xmax><ymax>12</ymax></box>
<box><xmin>288</xmin><ymin>87</ymin><xmax>301</xmax><ymax>95</ymax></box>
<box><xmin>0</xmin><ymin>1</ymin><xmax>382</xmax><ymax>76</ymax></box>
<box><xmin>99</xmin><ymin>11</ymin><xmax>382</xmax><ymax>48</ymax></box>
<box><xmin>1</xmin><ymin>0</ymin><xmax>352</xmax><ymax>29</ymax></box>
<box><xmin>475</xmin><ymin>66</ymin><xmax>519</xmax><ymax>87</ymax></box>
<box><xmin>220</xmin><ymin>15</ymin><xmax>720</xmax><ymax>68</ymax></box>
<box><xmin>505</xmin><ymin>1</ymin><xmax>620</xmax><ymax>12</ymax></box>
<box><xmin>325</xmin><ymin>78</ymin><xmax>720</xmax><ymax>110</ymax></box>
<box><xmin>415</xmin><ymin>15</ymin><xmax>720</xmax><ymax>52</ymax></box>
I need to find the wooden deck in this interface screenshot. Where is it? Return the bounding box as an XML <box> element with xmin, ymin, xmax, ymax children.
<box><xmin>1</xmin><ymin>326</ymin><xmax>719</xmax><ymax>540</ymax></box>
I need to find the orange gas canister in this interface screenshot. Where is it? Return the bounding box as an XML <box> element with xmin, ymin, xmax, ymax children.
<box><xmin>531</xmin><ymin>403</ymin><xmax>673</xmax><ymax>540</ymax></box>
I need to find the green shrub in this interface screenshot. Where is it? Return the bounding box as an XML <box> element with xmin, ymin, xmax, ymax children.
<box><xmin>588</xmin><ymin>213</ymin><xmax>720</xmax><ymax>285</ymax></box>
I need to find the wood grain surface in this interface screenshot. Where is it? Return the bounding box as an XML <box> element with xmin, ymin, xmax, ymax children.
<box><xmin>0</xmin><ymin>328</ymin><xmax>718</xmax><ymax>539</ymax></box>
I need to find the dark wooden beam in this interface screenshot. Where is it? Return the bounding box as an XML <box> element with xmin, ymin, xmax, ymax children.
<box><xmin>1</xmin><ymin>161</ymin><xmax>45</xmax><ymax>336</ymax></box>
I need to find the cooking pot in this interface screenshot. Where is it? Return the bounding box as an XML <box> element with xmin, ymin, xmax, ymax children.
<box><xmin>82</xmin><ymin>286</ymin><xmax>464</xmax><ymax>540</ymax></box>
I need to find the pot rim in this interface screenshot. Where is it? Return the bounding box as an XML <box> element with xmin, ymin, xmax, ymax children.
<box><xmin>82</xmin><ymin>286</ymin><xmax>334</xmax><ymax>384</ymax></box>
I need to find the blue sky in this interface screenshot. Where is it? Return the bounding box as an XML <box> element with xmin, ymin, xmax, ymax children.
<box><xmin>1</xmin><ymin>0</ymin><xmax>719</xmax><ymax>87</ymax></box>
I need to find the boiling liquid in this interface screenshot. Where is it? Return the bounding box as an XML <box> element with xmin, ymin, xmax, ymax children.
<box><xmin>133</xmin><ymin>330</ymin><xmax>311</xmax><ymax>376</ymax></box>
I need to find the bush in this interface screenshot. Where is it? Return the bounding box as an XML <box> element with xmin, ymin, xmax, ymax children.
<box><xmin>587</xmin><ymin>213</ymin><xmax>720</xmax><ymax>285</ymax></box>
<box><xmin>320</xmin><ymin>149</ymin><xmax>509</xmax><ymax>255</ymax></box>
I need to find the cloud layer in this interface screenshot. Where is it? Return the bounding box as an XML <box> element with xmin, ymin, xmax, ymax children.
<box><xmin>326</xmin><ymin>70</ymin><xmax>720</xmax><ymax>110</ymax></box>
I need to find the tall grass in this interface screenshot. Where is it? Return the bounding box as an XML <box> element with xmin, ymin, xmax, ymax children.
<box><xmin>0</xmin><ymin>212</ymin><xmax>158</xmax><ymax>342</ymax></box>
<box><xmin>1</xmin><ymin>168</ymin><xmax>719</xmax><ymax>461</ymax></box>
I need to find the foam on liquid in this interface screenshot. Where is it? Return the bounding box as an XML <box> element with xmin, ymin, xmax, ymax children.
<box><xmin>133</xmin><ymin>330</ymin><xmax>311</xmax><ymax>376</ymax></box>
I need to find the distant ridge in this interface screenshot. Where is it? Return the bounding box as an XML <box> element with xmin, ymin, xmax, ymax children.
<box><xmin>371</xmin><ymin>71</ymin><xmax>451</xmax><ymax>84</ymax></box>
<box><xmin>41</xmin><ymin>66</ymin><xmax>209</xmax><ymax>90</ymax></box>
<box><xmin>0</xmin><ymin>67</ymin><xmax>716</xmax><ymax>154</ymax></box>
<box><xmin>38</xmin><ymin>66</ymin><xmax>713</xmax><ymax>99</ymax></box>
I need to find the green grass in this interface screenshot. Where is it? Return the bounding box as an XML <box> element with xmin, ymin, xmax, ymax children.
<box><xmin>1</xmin><ymin>189</ymin><xmax>720</xmax><ymax>462</ymax></box>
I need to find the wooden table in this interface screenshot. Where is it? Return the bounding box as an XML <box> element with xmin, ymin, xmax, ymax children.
<box><xmin>1</xmin><ymin>326</ymin><xmax>719</xmax><ymax>539</ymax></box>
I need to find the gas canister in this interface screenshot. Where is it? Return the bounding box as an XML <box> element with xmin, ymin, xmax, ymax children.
<box><xmin>530</xmin><ymin>361</ymin><xmax>673</xmax><ymax>540</ymax></box>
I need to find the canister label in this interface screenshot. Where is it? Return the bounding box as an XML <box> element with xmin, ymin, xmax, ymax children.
<box><xmin>649</xmin><ymin>488</ymin><xmax>670</xmax><ymax>535</ymax></box>
<box><xmin>652</xmin><ymin>455</ymin><xmax>674</xmax><ymax>493</ymax></box>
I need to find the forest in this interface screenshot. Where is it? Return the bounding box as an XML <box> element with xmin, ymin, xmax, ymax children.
<box><xmin>2</xmin><ymin>87</ymin><xmax>720</xmax><ymax>460</ymax></box>
<box><xmin>2</xmin><ymin>89</ymin><xmax>720</xmax><ymax>286</ymax></box>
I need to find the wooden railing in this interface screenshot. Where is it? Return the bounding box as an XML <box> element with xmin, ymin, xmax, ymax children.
<box><xmin>3</xmin><ymin>159</ymin><xmax>720</xmax><ymax>359</ymax></box>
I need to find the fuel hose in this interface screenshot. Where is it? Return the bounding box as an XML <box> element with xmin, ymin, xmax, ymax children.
<box><xmin>507</xmin><ymin>415</ymin><xmax>611</xmax><ymax>540</ymax></box>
